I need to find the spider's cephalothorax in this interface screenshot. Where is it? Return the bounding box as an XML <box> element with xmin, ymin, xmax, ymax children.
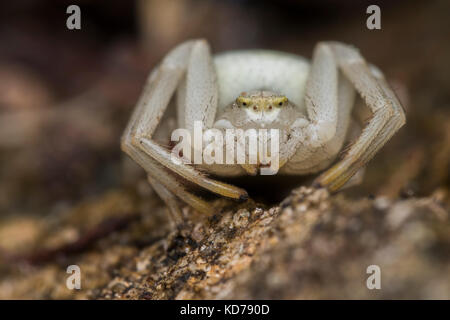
<box><xmin>121</xmin><ymin>39</ymin><xmax>405</xmax><ymax>224</ymax></box>
<box><xmin>215</xmin><ymin>90</ymin><xmax>308</xmax><ymax>131</ymax></box>
<box><xmin>236</xmin><ymin>90</ymin><xmax>289</xmax><ymax>124</ymax></box>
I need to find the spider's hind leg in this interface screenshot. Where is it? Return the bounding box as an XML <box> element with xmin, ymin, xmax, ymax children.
<box><xmin>147</xmin><ymin>175</ymin><xmax>183</xmax><ymax>226</ymax></box>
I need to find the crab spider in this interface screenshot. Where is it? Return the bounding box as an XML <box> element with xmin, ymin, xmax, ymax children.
<box><xmin>121</xmin><ymin>39</ymin><xmax>405</xmax><ymax>224</ymax></box>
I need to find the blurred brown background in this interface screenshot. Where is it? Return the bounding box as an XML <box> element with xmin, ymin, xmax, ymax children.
<box><xmin>0</xmin><ymin>0</ymin><xmax>449</xmax><ymax>299</ymax></box>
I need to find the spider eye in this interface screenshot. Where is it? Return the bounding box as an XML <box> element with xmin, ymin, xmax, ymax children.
<box><xmin>276</xmin><ymin>97</ymin><xmax>288</xmax><ymax>106</ymax></box>
<box><xmin>237</xmin><ymin>97</ymin><xmax>251</xmax><ymax>107</ymax></box>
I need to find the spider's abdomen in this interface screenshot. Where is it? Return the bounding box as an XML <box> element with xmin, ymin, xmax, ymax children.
<box><xmin>213</xmin><ymin>50</ymin><xmax>310</xmax><ymax>112</ymax></box>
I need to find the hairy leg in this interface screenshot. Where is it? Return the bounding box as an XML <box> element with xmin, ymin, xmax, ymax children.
<box><xmin>313</xmin><ymin>42</ymin><xmax>405</xmax><ymax>191</ymax></box>
<box><xmin>122</xmin><ymin>40</ymin><xmax>247</xmax><ymax>221</ymax></box>
<box><xmin>280</xmin><ymin>43</ymin><xmax>356</xmax><ymax>174</ymax></box>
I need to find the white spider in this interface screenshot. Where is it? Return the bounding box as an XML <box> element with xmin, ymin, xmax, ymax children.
<box><xmin>121</xmin><ymin>39</ymin><xmax>405</xmax><ymax>224</ymax></box>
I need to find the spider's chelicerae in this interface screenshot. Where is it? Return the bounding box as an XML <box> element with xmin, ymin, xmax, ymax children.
<box><xmin>121</xmin><ymin>40</ymin><xmax>405</xmax><ymax>224</ymax></box>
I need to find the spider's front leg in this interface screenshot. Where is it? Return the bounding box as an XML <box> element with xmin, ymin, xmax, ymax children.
<box><xmin>121</xmin><ymin>40</ymin><xmax>247</xmax><ymax>221</ymax></box>
<box><xmin>279</xmin><ymin>42</ymin><xmax>355</xmax><ymax>175</ymax></box>
<box><xmin>313</xmin><ymin>42</ymin><xmax>406</xmax><ymax>191</ymax></box>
